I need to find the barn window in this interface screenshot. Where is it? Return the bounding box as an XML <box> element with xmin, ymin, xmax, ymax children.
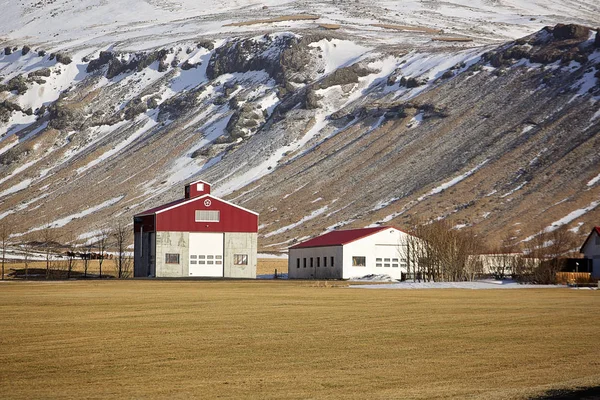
<box><xmin>195</xmin><ymin>210</ymin><xmax>220</xmax><ymax>222</ymax></box>
<box><xmin>323</xmin><ymin>257</ymin><xmax>327</xmax><ymax>267</ymax></box>
<box><xmin>317</xmin><ymin>257</ymin><xmax>320</xmax><ymax>267</ymax></box>
<box><xmin>297</xmin><ymin>258</ymin><xmax>300</xmax><ymax>268</ymax></box>
<box><xmin>234</xmin><ymin>254</ymin><xmax>248</xmax><ymax>265</ymax></box>
<box><xmin>310</xmin><ymin>258</ymin><xmax>313</xmax><ymax>268</ymax></box>
<box><xmin>352</xmin><ymin>256</ymin><xmax>366</xmax><ymax>267</ymax></box>
<box><xmin>197</xmin><ymin>183</ymin><xmax>205</xmax><ymax>191</ymax></box>
<box><xmin>303</xmin><ymin>258</ymin><xmax>307</xmax><ymax>268</ymax></box>
<box><xmin>331</xmin><ymin>256</ymin><xmax>334</xmax><ymax>267</ymax></box>
<box><xmin>165</xmin><ymin>253</ymin><xmax>180</xmax><ymax>264</ymax></box>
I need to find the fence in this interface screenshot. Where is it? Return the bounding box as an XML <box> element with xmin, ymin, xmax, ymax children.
<box><xmin>555</xmin><ymin>272</ymin><xmax>591</xmax><ymax>285</ymax></box>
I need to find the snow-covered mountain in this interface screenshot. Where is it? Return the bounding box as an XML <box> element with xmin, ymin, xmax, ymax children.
<box><xmin>0</xmin><ymin>1</ymin><xmax>599</xmax><ymax>250</ymax></box>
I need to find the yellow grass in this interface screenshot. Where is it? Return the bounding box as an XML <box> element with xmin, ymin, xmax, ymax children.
<box><xmin>0</xmin><ymin>281</ymin><xmax>598</xmax><ymax>399</ymax></box>
<box><xmin>224</xmin><ymin>14</ymin><xmax>320</xmax><ymax>27</ymax></box>
<box><xmin>257</xmin><ymin>257</ymin><xmax>288</xmax><ymax>276</ymax></box>
<box><xmin>319</xmin><ymin>23</ymin><xmax>341</xmax><ymax>30</ymax></box>
<box><xmin>371</xmin><ymin>23</ymin><xmax>441</xmax><ymax>34</ymax></box>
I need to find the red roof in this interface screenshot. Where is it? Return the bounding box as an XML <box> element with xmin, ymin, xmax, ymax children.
<box><xmin>290</xmin><ymin>226</ymin><xmax>391</xmax><ymax>249</ymax></box>
<box><xmin>134</xmin><ymin>198</ymin><xmax>189</xmax><ymax>217</ymax></box>
<box><xmin>580</xmin><ymin>226</ymin><xmax>600</xmax><ymax>253</ymax></box>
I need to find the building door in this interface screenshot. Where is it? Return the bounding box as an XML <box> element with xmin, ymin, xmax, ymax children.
<box><xmin>148</xmin><ymin>232</ymin><xmax>156</xmax><ymax>277</ymax></box>
<box><xmin>189</xmin><ymin>233</ymin><xmax>224</xmax><ymax>277</ymax></box>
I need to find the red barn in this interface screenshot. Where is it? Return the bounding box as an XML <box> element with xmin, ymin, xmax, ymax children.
<box><xmin>133</xmin><ymin>180</ymin><xmax>258</xmax><ymax>278</ymax></box>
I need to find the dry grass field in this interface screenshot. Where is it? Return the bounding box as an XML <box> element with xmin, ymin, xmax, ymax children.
<box><xmin>0</xmin><ymin>281</ymin><xmax>599</xmax><ymax>399</ymax></box>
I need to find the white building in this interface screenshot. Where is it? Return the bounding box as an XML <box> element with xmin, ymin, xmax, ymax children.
<box><xmin>580</xmin><ymin>226</ymin><xmax>600</xmax><ymax>278</ymax></box>
<box><xmin>288</xmin><ymin>227</ymin><xmax>414</xmax><ymax>280</ymax></box>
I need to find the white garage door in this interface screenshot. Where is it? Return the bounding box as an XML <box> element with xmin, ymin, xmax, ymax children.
<box><xmin>189</xmin><ymin>233</ymin><xmax>224</xmax><ymax>277</ymax></box>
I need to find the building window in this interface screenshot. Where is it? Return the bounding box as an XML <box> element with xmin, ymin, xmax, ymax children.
<box><xmin>195</xmin><ymin>210</ymin><xmax>220</xmax><ymax>222</ymax></box>
<box><xmin>197</xmin><ymin>183</ymin><xmax>205</xmax><ymax>191</ymax></box>
<box><xmin>317</xmin><ymin>257</ymin><xmax>320</xmax><ymax>267</ymax></box>
<box><xmin>392</xmin><ymin>263</ymin><xmax>399</xmax><ymax>268</ymax></box>
<box><xmin>331</xmin><ymin>256</ymin><xmax>334</xmax><ymax>267</ymax></box>
<box><xmin>324</xmin><ymin>257</ymin><xmax>327</xmax><ymax>267</ymax></box>
<box><xmin>310</xmin><ymin>258</ymin><xmax>314</xmax><ymax>268</ymax></box>
<box><xmin>352</xmin><ymin>256</ymin><xmax>366</xmax><ymax>267</ymax></box>
<box><xmin>297</xmin><ymin>258</ymin><xmax>300</xmax><ymax>268</ymax></box>
<box><xmin>165</xmin><ymin>253</ymin><xmax>180</xmax><ymax>264</ymax></box>
<box><xmin>376</xmin><ymin>263</ymin><xmax>382</xmax><ymax>267</ymax></box>
<box><xmin>234</xmin><ymin>254</ymin><xmax>248</xmax><ymax>265</ymax></box>
<box><xmin>303</xmin><ymin>258</ymin><xmax>307</xmax><ymax>268</ymax></box>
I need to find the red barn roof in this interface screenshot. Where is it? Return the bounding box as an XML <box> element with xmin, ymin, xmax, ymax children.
<box><xmin>290</xmin><ymin>226</ymin><xmax>392</xmax><ymax>249</ymax></box>
<box><xmin>580</xmin><ymin>226</ymin><xmax>600</xmax><ymax>253</ymax></box>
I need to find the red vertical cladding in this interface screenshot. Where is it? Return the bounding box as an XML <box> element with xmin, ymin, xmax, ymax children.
<box><xmin>185</xmin><ymin>180</ymin><xmax>212</xmax><ymax>199</ymax></box>
<box><xmin>156</xmin><ymin>195</ymin><xmax>258</xmax><ymax>233</ymax></box>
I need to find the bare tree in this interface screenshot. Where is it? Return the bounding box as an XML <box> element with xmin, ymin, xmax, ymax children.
<box><xmin>405</xmin><ymin>220</ymin><xmax>484</xmax><ymax>282</ymax></box>
<box><xmin>113</xmin><ymin>222</ymin><xmax>132</xmax><ymax>279</ymax></box>
<box><xmin>520</xmin><ymin>225</ymin><xmax>578</xmax><ymax>283</ymax></box>
<box><xmin>21</xmin><ymin>237</ymin><xmax>35</xmax><ymax>280</ymax></box>
<box><xmin>97</xmin><ymin>227</ymin><xmax>110</xmax><ymax>279</ymax></box>
<box><xmin>0</xmin><ymin>221</ymin><xmax>9</xmax><ymax>280</ymax></box>
<box><xmin>40</xmin><ymin>224</ymin><xmax>56</xmax><ymax>279</ymax></box>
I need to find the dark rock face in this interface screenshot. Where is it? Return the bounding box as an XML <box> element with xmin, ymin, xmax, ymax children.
<box><xmin>28</xmin><ymin>68</ymin><xmax>52</xmax><ymax>78</ymax></box>
<box><xmin>318</xmin><ymin>63</ymin><xmax>371</xmax><ymax>89</ymax></box>
<box><xmin>552</xmin><ymin>24</ymin><xmax>590</xmax><ymax>40</ymax></box>
<box><xmin>48</xmin><ymin>100</ymin><xmax>86</xmax><ymax>130</ymax></box>
<box><xmin>207</xmin><ymin>34</ymin><xmax>296</xmax><ymax>82</ymax></box>
<box><xmin>4</xmin><ymin>47</ymin><xmax>11</xmax><ymax>55</ymax></box>
<box><xmin>596</xmin><ymin>29</ymin><xmax>600</xmax><ymax>47</ymax></box>
<box><xmin>157</xmin><ymin>90</ymin><xmax>201</xmax><ymax>121</ymax></box>
<box><xmin>0</xmin><ymin>101</ymin><xmax>23</xmax><ymax>123</ymax></box>
<box><xmin>55</xmin><ymin>53</ymin><xmax>72</xmax><ymax>65</ymax></box>
<box><xmin>87</xmin><ymin>49</ymin><xmax>169</xmax><ymax>78</ymax></box>
<box><xmin>6</xmin><ymin>75</ymin><xmax>28</xmax><ymax>95</ymax></box>
<box><xmin>181</xmin><ymin>60</ymin><xmax>200</xmax><ymax>70</ymax></box>
<box><xmin>86</xmin><ymin>51</ymin><xmax>115</xmax><ymax>73</ymax></box>
<box><xmin>196</xmin><ymin>40</ymin><xmax>214</xmax><ymax>51</ymax></box>
<box><xmin>21</xmin><ymin>46</ymin><xmax>30</xmax><ymax>56</ymax></box>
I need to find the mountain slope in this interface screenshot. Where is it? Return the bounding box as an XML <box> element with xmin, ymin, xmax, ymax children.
<box><xmin>0</xmin><ymin>1</ymin><xmax>599</xmax><ymax>250</ymax></box>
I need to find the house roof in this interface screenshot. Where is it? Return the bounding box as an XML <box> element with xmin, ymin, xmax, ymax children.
<box><xmin>186</xmin><ymin>179</ymin><xmax>212</xmax><ymax>187</ymax></box>
<box><xmin>580</xmin><ymin>226</ymin><xmax>600</xmax><ymax>253</ymax></box>
<box><xmin>289</xmin><ymin>226</ymin><xmax>392</xmax><ymax>249</ymax></box>
<box><xmin>134</xmin><ymin>194</ymin><xmax>258</xmax><ymax>217</ymax></box>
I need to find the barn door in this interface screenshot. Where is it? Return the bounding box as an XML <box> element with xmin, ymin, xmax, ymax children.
<box><xmin>189</xmin><ymin>233</ymin><xmax>224</xmax><ymax>277</ymax></box>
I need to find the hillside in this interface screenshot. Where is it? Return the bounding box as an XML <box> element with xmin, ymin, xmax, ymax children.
<box><xmin>0</xmin><ymin>1</ymin><xmax>599</xmax><ymax>251</ymax></box>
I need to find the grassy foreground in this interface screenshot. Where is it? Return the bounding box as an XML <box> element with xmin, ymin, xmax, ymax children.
<box><xmin>0</xmin><ymin>281</ymin><xmax>598</xmax><ymax>399</ymax></box>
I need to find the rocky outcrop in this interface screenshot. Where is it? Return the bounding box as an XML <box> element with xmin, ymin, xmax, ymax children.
<box><xmin>552</xmin><ymin>24</ymin><xmax>590</xmax><ymax>40</ymax></box>
<box><xmin>318</xmin><ymin>63</ymin><xmax>372</xmax><ymax>89</ymax></box>
<box><xmin>87</xmin><ymin>49</ymin><xmax>169</xmax><ymax>78</ymax></box>
<box><xmin>206</xmin><ymin>34</ymin><xmax>297</xmax><ymax>82</ymax></box>
<box><xmin>0</xmin><ymin>101</ymin><xmax>23</xmax><ymax>123</ymax></box>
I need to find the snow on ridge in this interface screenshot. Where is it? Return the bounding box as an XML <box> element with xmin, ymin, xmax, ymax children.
<box><xmin>587</xmin><ymin>172</ymin><xmax>600</xmax><ymax>187</ymax></box>
<box><xmin>12</xmin><ymin>195</ymin><xmax>125</xmax><ymax>237</ymax></box>
<box><xmin>418</xmin><ymin>160</ymin><xmax>488</xmax><ymax>202</ymax></box>
<box><xmin>264</xmin><ymin>205</ymin><xmax>328</xmax><ymax>238</ymax></box>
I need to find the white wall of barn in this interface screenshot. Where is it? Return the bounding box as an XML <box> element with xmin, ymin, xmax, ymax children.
<box><xmin>581</xmin><ymin>230</ymin><xmax>600</xmax><ymax>278</ymax></box>
<box><xmin>341</xmin><ymin>228</ymin><xmax>410</xmax><ymax>280</ymax></box>
<box><xmin>288</xmin><ymin>246</ymin><xmax>343</xmax><ymax>279</ymax></box>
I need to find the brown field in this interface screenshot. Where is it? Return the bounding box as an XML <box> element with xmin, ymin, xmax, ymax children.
<box><xmin>371</xmin><ymin>23</ymin><xmax>442</xmax><ymax>34</ymax></box>
<box><xmin>319</xmin><ymin>23</ymin><xmax>341</xmax><ymax>30</ymax></box>
<box><xmin>0</xmin><ymin>281</ymin><xmax>599</xmax><ymax>399</ymax></box>
<box><xmin>224</xmin><ymin>14</ymin><xmax>320</xmax><ymax>27</ymax></box>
